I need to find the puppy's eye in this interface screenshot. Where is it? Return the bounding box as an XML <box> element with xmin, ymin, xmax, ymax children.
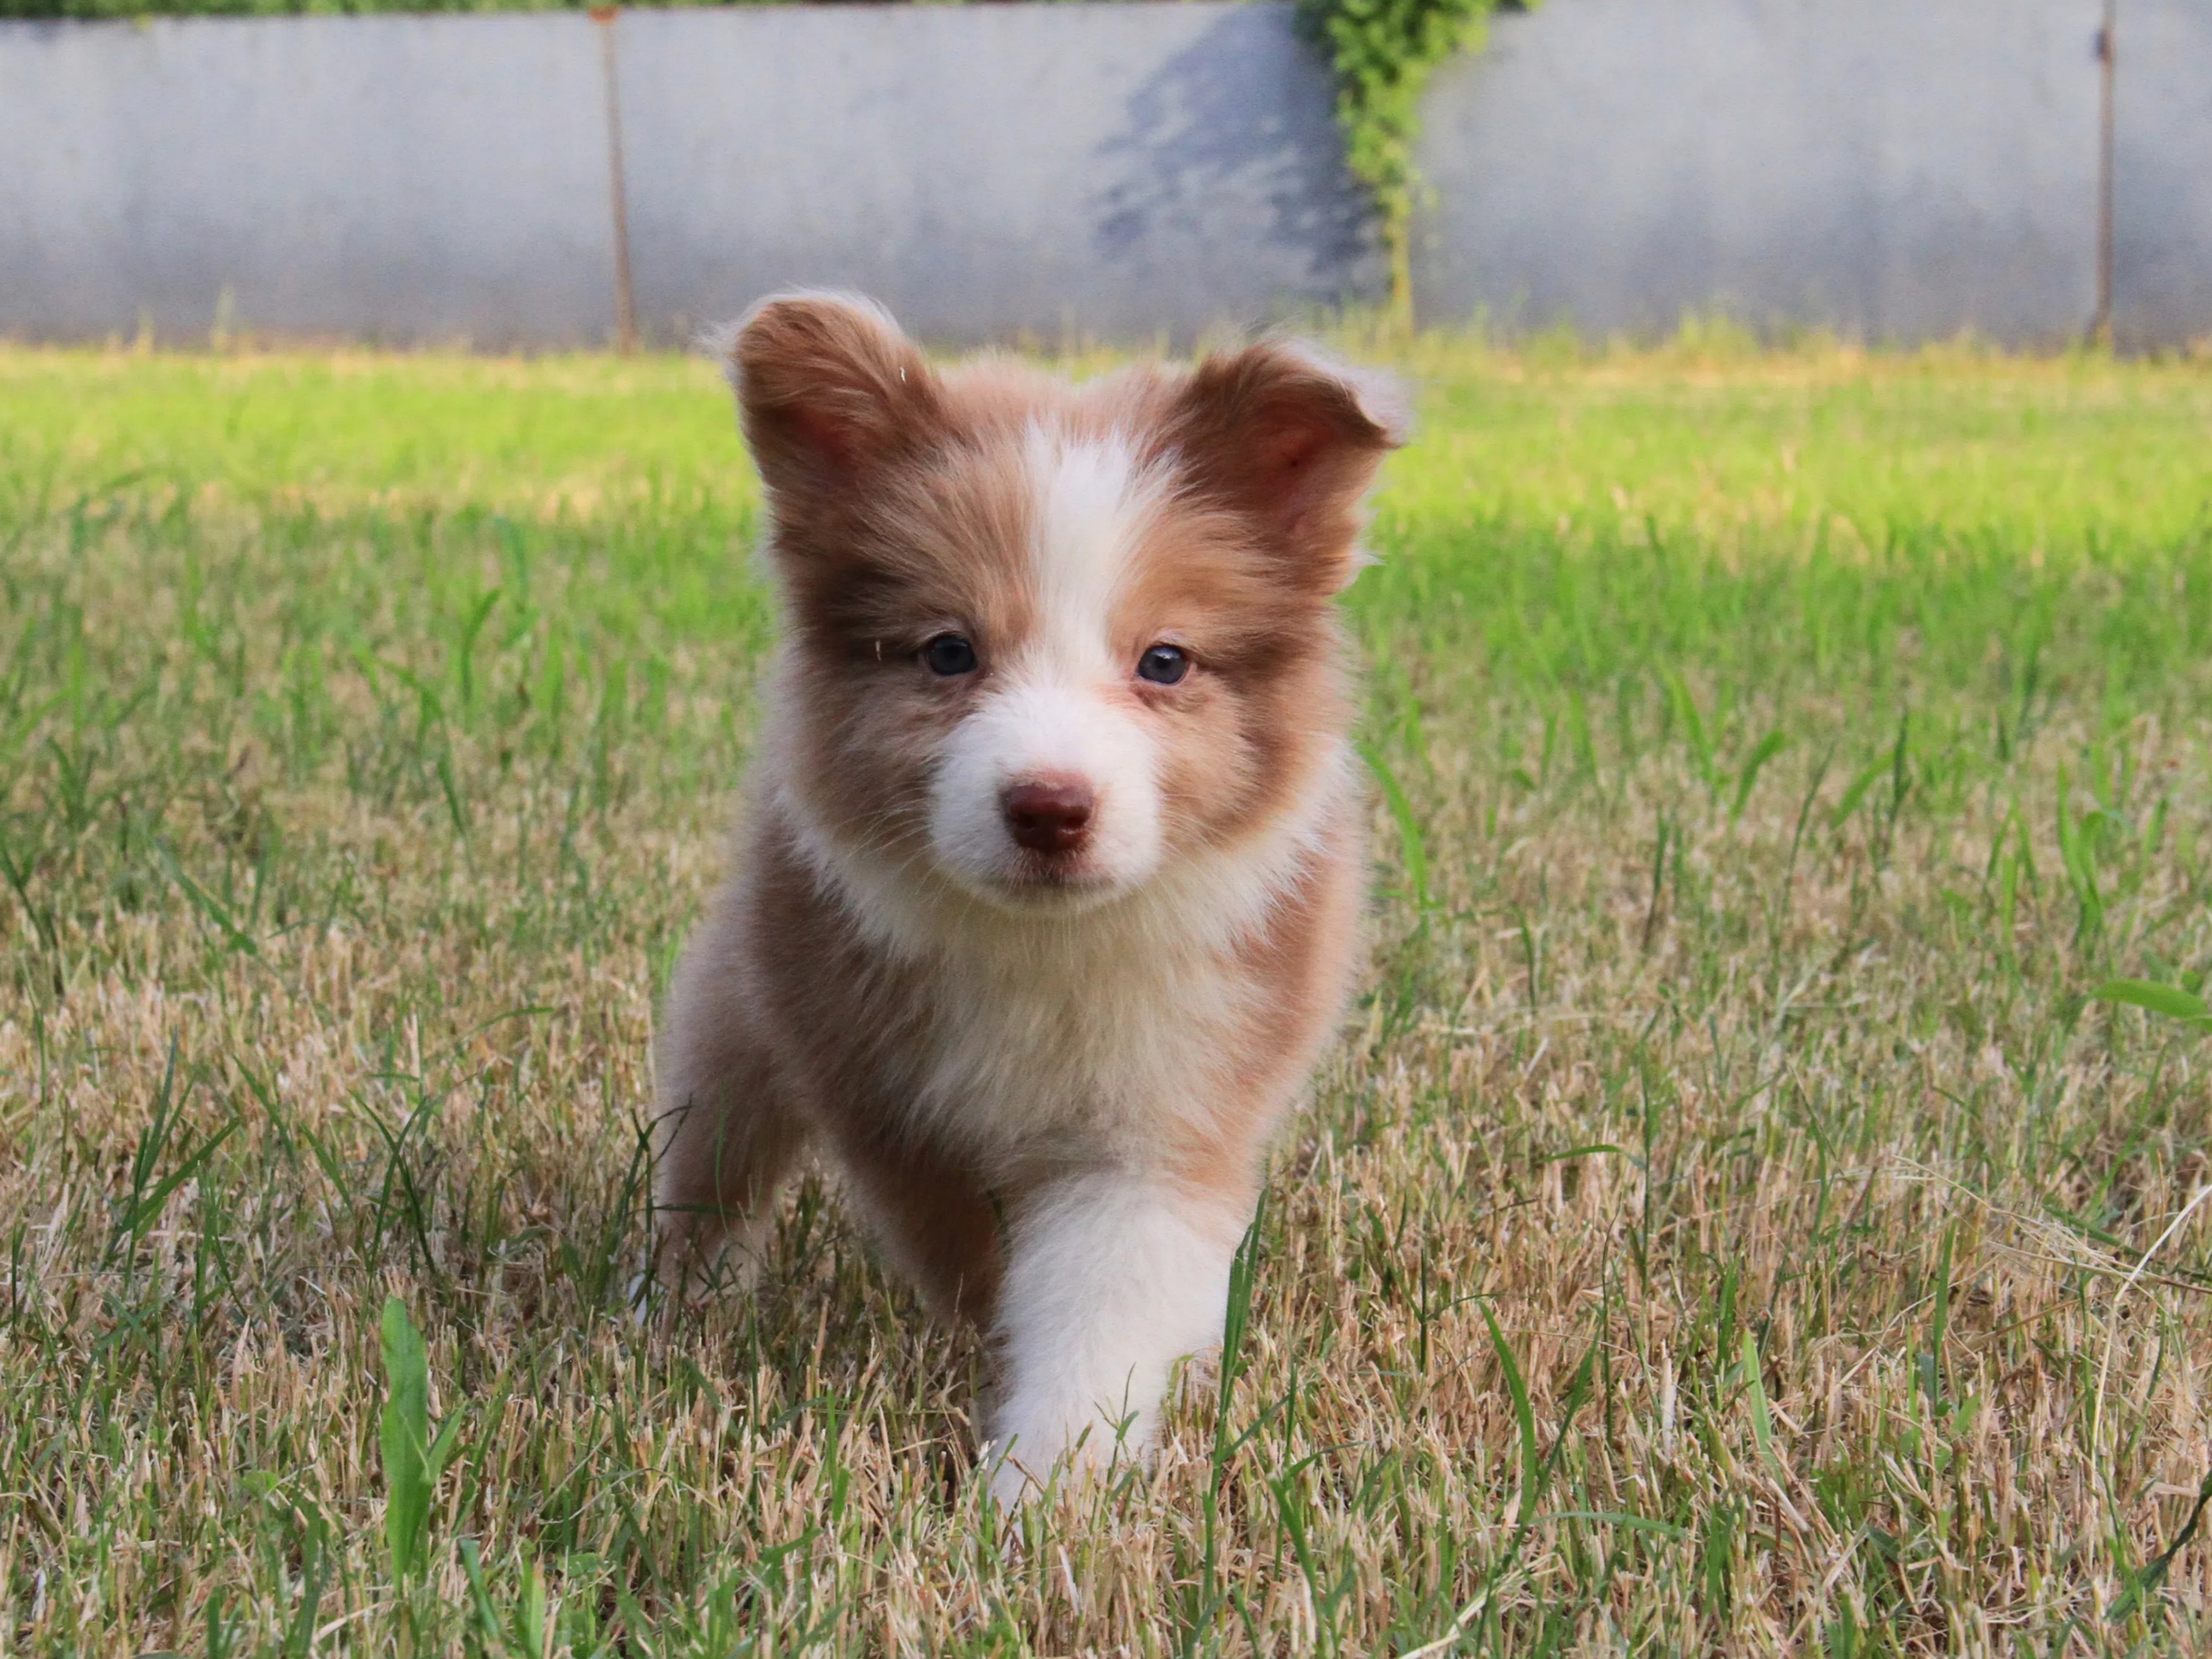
<box><xmin>1136</xmin><ymin>644</ymin><xmax>1190</xmax><ymax>685</ymax></box>
<box><xmin>922</xmin><ymin>633</ymin><xmax>980</xmax><ymax>676</ymax></box>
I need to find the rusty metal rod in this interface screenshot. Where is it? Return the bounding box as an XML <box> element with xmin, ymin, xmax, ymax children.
<box><xmin>593</xmin><ymin>6</ymin><xmax>639</xmax><ymax>354</ymax></box>
<box><xmin>2093</xmin><ymin>0</ymin><xmax>2116</xmax><ymax>344</ymax></box>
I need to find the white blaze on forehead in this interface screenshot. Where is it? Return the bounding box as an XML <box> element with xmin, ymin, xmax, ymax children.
<box><xmin>920</xmin><ymin>425</ymin><xmax>1171</xmax><ymax>906</ymax></box>
<box><xmin>1023</xmin><ymin>424</ymin><xmax>1166</xmax><ymax>670</ymax></box>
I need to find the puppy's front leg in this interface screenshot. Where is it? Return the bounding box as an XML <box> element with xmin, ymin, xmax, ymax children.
<box><xmin>986</xmin><ymin>1170</ymin><xmax>1248</xmax><ymax>1504</ymax></box>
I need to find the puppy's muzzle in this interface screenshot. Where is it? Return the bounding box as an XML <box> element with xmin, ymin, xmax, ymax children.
<box><xmin>1002</xmin><ymin>779</ymin><xmax>1095</xmax><ymax>856</ymax></box>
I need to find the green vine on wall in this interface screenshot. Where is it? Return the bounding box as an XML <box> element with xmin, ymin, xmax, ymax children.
<box><xmin>1298</xmin><ymin>0</ymin><xmax>1515</xmax><ymax>323</ymax></box>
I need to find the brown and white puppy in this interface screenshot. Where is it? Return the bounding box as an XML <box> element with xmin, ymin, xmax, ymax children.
<box><xmin>654</xmin><ymin>292</ymin><xmax>1403</xmax><ymax>1503</ymax></box>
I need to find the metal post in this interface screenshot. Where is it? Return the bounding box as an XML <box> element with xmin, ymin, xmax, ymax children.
<box><xmin>2093</xmin><ymin>0</ymin><xmax>2116</xmax><ymax>345</ymax></box>
<box><xmin>593</xmin><ymin>6</ymin><xmax>640</xmax><ymax>354</ymax></box>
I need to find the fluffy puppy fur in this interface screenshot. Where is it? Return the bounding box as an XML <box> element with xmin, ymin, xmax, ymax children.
<box><xmin>654</xmin><ymin>292</ymin><xmax>1404</xmax><ymax>1503</ymax></box>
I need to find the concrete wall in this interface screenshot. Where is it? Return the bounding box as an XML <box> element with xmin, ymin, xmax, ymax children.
<box><xmin>2113</xmin><ymin>0</ymin><xmax>2212</xmax><ymax>351</ymax></box>
<box><xmin>0</xmin><ymin>0</ymin><xmax>2206</xmax><ymax>349</ymax></box>
<box><xmin>1413</xmin><ymin>0</ymin><xmax>2106</xmax><ymax>345</ymax></box>
<box><xmin>0</xmin><ymin>15</ymin><xmax>621</xmax><ymax>345</ymax></box>
<box><xmin>615</xmin><ymin>4</ymin><xmax>1378</xmax><ymax>346</ymax></box>
<box><xmin>0</xmin><ymin>3</ymin><xmax>1380</xmax><ymax>349</ymax></box>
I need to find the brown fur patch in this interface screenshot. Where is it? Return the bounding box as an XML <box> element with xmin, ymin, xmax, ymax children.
<box><xmin>656</xmin><ymin>292</ymin><xmax>1404</xmax><ymax>1488</ymax></box>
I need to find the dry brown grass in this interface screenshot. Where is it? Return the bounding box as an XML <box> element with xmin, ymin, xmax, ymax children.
<box><xmin>3</xmin><ymin>342</ymin><xmax>2212</xmax><ymax>1654</ymax></box>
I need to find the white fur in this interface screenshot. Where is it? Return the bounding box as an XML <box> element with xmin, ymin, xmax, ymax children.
<box><xmin>924</xmin><ymin>428</ymin><xmax>1173</xmax><ymax>904</ymax></box>
<box><xmin>778</xmin><ymin>738</ymin><xmax>1354</xmax><ymax>1161</ymax></box>
<box><xmin>1026</xmin><ymin>426</ymin><xmax>1158</xmax><ymax>673</ymax></box>
<box><xmin>926</xmin><ymin>677</ymin><xmax>1162</xmax><ymax>902</ymax></box>
<box><xmin>984</xmin><ymin>1172</ymin><xmax>1245</xmax><ymax>1503</ymax></box>
<box><xmin>785</xmin><ymin>737</ymin><xmax>1352</xmax><ymax>967</ymax></box>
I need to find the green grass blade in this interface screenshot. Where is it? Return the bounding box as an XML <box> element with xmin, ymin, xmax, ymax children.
<box><xmin>1358</xmin><ymin>738</ymin><xmax>1430</xmax><ymax>914</ymax></box>
<box><xmin>379</xmin><ymin>1297</ymin><xmax>434</xmax><ymax>1584</ymax></box>
<box><xmin>2090</xmin><ymin>979</ymin><xmax>2212</xmax><ymax>1032</ymax></box>
<box><xmin>1730</xmin><ymin>729</ymin><xmax>1791</xmax><ymax>824</ymax></box>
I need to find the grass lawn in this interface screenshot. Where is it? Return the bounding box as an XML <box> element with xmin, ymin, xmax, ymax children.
<box><xmin>4</xmin><ymin>336</ymin><xmax>2212</xmax><ymax>1655</ymax></box>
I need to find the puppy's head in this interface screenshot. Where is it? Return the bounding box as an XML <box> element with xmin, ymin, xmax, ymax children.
<box><xmin>729</xmin><ymin>292</ymin><xmax>1404</xmax><ymax>914</ymax></box>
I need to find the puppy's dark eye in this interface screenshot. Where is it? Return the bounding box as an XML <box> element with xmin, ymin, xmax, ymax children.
<box><xmin>922</xmin><ymin>633</ymin><xmax>979</xmax><ymax>676</ymax></box>
<box><xmin>1136</xmin><ymin>644</ymin><xmax>1190</xmax><ymax>685</ymax></box>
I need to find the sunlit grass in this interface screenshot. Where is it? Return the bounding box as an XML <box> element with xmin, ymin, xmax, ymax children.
<box><xmin>3</xmin><ymin>337</ymin><xmax>2212</xmax><ymax>1654</ymax></box>
<box><xmin>7</xmin><ymin>334</ymin><xmax>2207</xmax><ymax>538</ymax></box>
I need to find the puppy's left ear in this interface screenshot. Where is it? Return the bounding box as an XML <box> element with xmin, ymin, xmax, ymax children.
<box><xmin>1165</xmin><ymin>340</ymin><xmax>1408</xmax><ymax>592</ymax></box>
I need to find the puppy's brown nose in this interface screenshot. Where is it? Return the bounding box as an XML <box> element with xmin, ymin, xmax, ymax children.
<box><xmin>1003</xmin><ymin>780</ymin><xmax>1095</xmax><ymax>855</ymax></box>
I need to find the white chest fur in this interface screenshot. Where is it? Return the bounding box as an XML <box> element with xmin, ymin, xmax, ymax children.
<box><xmin>774</xmin><ymin>742</ymin><xmax>1352</xmax><ymax>1168</ymax></box>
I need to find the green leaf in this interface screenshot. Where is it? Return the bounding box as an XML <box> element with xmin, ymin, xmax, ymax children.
<box><xmin>1662</xmin><ymin>669</ymin><xmax>1716</xmax><ymax>790</ymax></box>
<box><xmin>460</xmin><ymin>1540</ymin><xmax>511</xmax><ymax>1656</ymax></box>
<box><xmin>1299</xmin><ymin>0</ymin><xmax>1511</xmax><ymax>314</ymax></box>
<box><xmin>1565</xmin><ymin>685</ymin><xmax>1599</xmax><ymax>779</ymax></box>
<box><xmin>1730</xmin><ymin>730</ymin><xmax>1791</xmax><ymax>823</ymax></box>
<box><xmin>427</xmin><ymin>1410</ymin><xmax>467</xmax><ymax>1485</ymax></box>
<box><xmin>1211</xmin><ymin>1200</ymin><xmax>1266</xmax><ymax>1493</ymax></box>
<box><xmin>2090</xmin><ymin>979</ymin><xmax>2212</xmax><ymax>1033</ymax></box>
<box><xmin>152</xmin><ymin>842</ymin><xmax>261</xmax><ymax>956</ymax></box>
<box><xmin>1827</xmin><ymin>756</ymin><xmax>1887</xmax><ymax>831</ymax></box>
<box><xmin>1539</xmin><ymin>1143</ymin><xmax>1623</xmax><ymax>1166</ymax></box>
<box><xmin>1542</xmin><ymin>1510</ymin><xmax>1689</xmax><ymax>1540</ymax></box>
<box><xmin>453</xmin><ymin>585</ymin><xmax>502</xmax><ymax>713</ymax></box>
<box><xmin>514</xmin><ymin>1559</ymin><xmax>550</xmax><ymax>1659</ymax></box>
<box><xmin>1359</xmin><ymin>740</ymin><xmax>1431</xmax><ymax>914</ymax></box>
<box><xmin>379</xmin><ymin>1297</ymin><xmax>434</xmax><ymax>1582</ymax></box>
<box><xmin>1479</xmin><ymin>1301</ymin><xmax>1540</xmax><ymax>1525</ymax></box>
<box><xmin>117</xmin><ymin>1119</ymin><xmax>238</xmax><ymax>1245</ymax></box>
<box><xmin>1739</xmin><ymin>1333</ymin><xmax>1782</xmax><ymax>1474</ymax></box>
<box><xmin>2113</xmin><ymin>1468</ymin><xmax>2212</xmax><ymax>1623</ymax></box>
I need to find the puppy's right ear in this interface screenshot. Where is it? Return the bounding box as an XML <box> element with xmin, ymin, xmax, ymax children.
<box><xmin>722</xmin><ymin>292</ymin><xmax>942</xmax><ymax>499</ymax></box>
